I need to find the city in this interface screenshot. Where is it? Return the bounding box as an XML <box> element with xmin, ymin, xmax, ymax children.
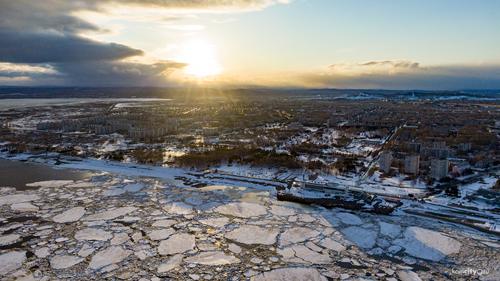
<box><xmin>0</xmin><ymin>89</ymin><xmax>498</xmax><ymax>280</ymax></box>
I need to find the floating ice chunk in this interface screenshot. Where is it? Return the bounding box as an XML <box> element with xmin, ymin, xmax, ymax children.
<box><xmin>0</xmin><ymin>234</ymin><xmax>20</xmax><ymax>246</ymax></box>
<box><xmin>251</xmin><ymin>267</ymin><xmax>327</xmax><ymax>281</ymax></box>
<box><xmin>157</xmin><ymin>254</ymin><xmax>183</xmax><ymax>273</ymax></box>
<box><xmin>152</xmin><ymin>219</ymin><xmax>177</xmax><ymax>228</ymax></box>
<box><xmin>26</xmin><ymin>180</ymin><xmax>74</xmax><ymax>188</ymax></box>
<box><xmin>184</xmin><ymin>251</ymin><xmax>240</xmax><ymax>265</ymax></box>
<box><xmin>102</xmin><ymin>188</ymin><xmax>126</xmax><ymax>197</ymax></box>
<box><xmin>269</xmin><ymin>205</ymin><xmax>296</xmax><ymax>216</ymax></box>
<box><xmin>341</xmin><ymin>226</ymin><xmax>377</xmax><ymax>249</ymax></box>
<box><xmin>52</xmin><ymin>207</ymin><xmax>85</xmax><ymax>223</ymax></box>
<box><xmin>379</xmin><ymin>221</ymin><xmax>401</xmax><ymax>238</ymax></box>
<box><xmin>225</xmin><ymin>225</ymin><xmax>279</xmax><ymax>245</ymax></box>
<box><xmin>397</xmin><ymin>270</ymin><xmax>422</xmax><ymax>281</ymax></box>
<box><xmin>198</xmin><ymin>217</ymin><xmax>230</xmax><ymax>228</ymax></box>
<box><xmin>395</xmin><ymin>227</ymin><xmax>461</xmax><ymax>261</ymax></box>
<box><xmin>66</xmin><ymin>182</ymin><xmax>96</xmax><ymax>188</ymax></box>
<box><xmin>89</xmin><ymin>246</ymin><xmax>131</xmax><ymax>270</ymax></box>
<box><xmin>78</xmin><ymin>244</ymin><xmax>95</xmax><ymax>257</ymax></box>
<box><xmin>10</xmin><ymin>202</ymin><xmax>39</xmax><ymax>212</ymax></box>
<box><xmin>123</xmin><ymin>183</ymin><xmax>144</xmax><ymax>192</ymax></box>
<box><xmin>75</xmin><ymin>228</ymin><xmax>113</xmax><ymax>241</ymax></box>
<box><xmin>163</xmin><ymin>202</ymin><xmax>193</xmax><ymax>215</ymax></box>
<box><xmin>279</xmin><ymin>227</ymin><xmax>320</xmax><ymax>246</ymax></box>
<box><xmin>148</xmin><ymin>228</ymin><xmax>175</xmax><ymax>241</ymax></box>
<box><xmin>279</xmin><ymin>245</ymin><xmax>331</xmax><ymax>264</ymax></box>
<box><xmin>50</xmin><ymin>255</ymin><xmax>84</xmax><ymax>269</ymax></box>
<box><xmin>0</xmin><ymin>194</ymin><xmax>39</xmax><ymax>206</ymax></box>
<box><xmin>158</xmin><ymin>233</ymin><xmax>195</xmax><ymax>256</ymax></box>
<box><xmin>336</xmin><ymin>212</ymin><xmax>363</xmax><ymax>225</ymax></box>
<box><xmin>228</xmin><ymin>243</ymin><xmax>242</xmax><ymax>254</ymax></box>
<box><xmin>320</xmin><ymin>237</ymin><xmax>346</xmax><ymax>252</ymax></box>
<box><xmin>214</xmin><ymin>202</ymin><xmax>267</xmax><ymax>218</ymax></box>
<box><xmin>84</xmin><ymin>207</ymin><xmax>137</xmax><ymax>221</ymax></box>
<box><xmin>110</xmin><ymin>233</ymin><xmax>129</xmax><ymax>245</ymax></box>
<box><xmin>0</xmin><ymin>251</ymin><xmax>26</xmax><ymax>276</ymax></box>
<box><xmin>35</xmin><ymin>247</ymin><xmax>50</xmax><ymax>258</ymax></box>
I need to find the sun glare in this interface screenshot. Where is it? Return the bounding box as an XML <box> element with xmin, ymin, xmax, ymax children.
<box><xmin>179</xmin><ymin>39</ymin><xmax>222</xmax><ymax>79</ymax></box>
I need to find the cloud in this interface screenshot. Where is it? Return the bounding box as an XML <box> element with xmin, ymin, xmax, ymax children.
<box><xmin>328</xmin><ymin>60</ymin><xmax>422</xmax><ymax>75</ymax></box>
<box><xmin>0</xmin><ymin>31</ymin><xmax>143</xmax><ymax>64</ymax></box>
<box><xmin>53</xmin><ymin>61</ymin><xmax>186</xmax><ymax>86</ymax></box>
<box><xmin>0</xmin><ymin>63</ymin><xmax>58</xmax><ymax>77</ymax></box>
<box><xmin>94</xmin><ymin>0</ymin><xmax>290</xmax><ymax>13</ymax></box>
<box><xmin>0</xmin><ymin>61</ymin><xmax>186</xmax><ymax>86</ymax></box>
<box><xmin>291</xmin><ymin>63</ymin><xmax>500</xmax><ymax>90</ymax></box>
<box><xmin>0</xmin><ymin>0</ymin><xmax>287</xmax><ymax>86</ymax></box>
<box><xmin>0</xmin><ymin>1</ymin><xmax>101</xmax><ymax>34</ymax></box>
<box><xmin>359</xmin><ymin>60</ymin><xmax>420</xmax><ymax>69</ymax></box>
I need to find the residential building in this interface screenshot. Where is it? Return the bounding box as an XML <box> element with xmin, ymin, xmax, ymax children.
<box><xmin>404</xmin><ymin>155</ymin><xmax>420</xmax><ymax>175</ymax></box>
<box><xmin>431</xmin><ymin>159</ymin><xmax>449</xmax><ymax>179</ymax></box>
<box><xmin>378</xmin><ymin>151</ymin><xmax>393</xmax><ymax>173</ymax></box>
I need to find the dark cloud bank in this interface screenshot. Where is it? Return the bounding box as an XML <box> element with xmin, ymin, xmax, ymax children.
<box><xmin>0</xmin><ymin>0</ymin><xmax>189</xmax><ymax>86</ymax></box>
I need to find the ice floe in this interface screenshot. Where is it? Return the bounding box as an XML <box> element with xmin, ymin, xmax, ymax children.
<box><xmin>226</xmin><ymin>225</ymin><xmax>279</xmax><ymax>245</ymax></box>
<box><xmin>395</xmin><ymin>227</ymin><xmax>461</xmax><ymax>261</ymax></box>
<box><xmin>52</xmin><ymin>206</ymin><xmax>85</xmax><ymax>223</ymax></box>
<box><xmin>158</xmin><ymin>233</ymin><xmax>195</xmax><ymax>255</ymax></box>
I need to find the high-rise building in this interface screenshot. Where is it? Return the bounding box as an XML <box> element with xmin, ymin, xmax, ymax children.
<box><xmin>404</xmin><ymin>155</ymin><xmax>420</xmax><ymax>175</ymax></box>
<box><xmin>378</xmin><ymin>151</ymin><xmax>393</xmax><ymax>173</ymax></box>
<box><xmin>431</xmin><ymin>159</ymin><xmax>449</xmax><ymax>179</ymax></box>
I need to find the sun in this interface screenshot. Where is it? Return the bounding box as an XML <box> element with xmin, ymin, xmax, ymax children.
<box><xmin>178</xmin><ymin>39</ymin><xmax>222</xmax><ymax>78</ymax></box>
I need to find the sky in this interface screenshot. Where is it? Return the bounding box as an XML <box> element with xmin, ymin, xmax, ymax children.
<box><xmin>0</xmin><ymin>0</ymin><xmax>500</xmax><ymax>90</ymax></box>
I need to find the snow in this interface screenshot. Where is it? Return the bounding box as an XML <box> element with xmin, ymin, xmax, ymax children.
<box><xmin>460</xmin><ymin>176</ymin><xmax>498</xmax><ymax>198</ymax></box>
